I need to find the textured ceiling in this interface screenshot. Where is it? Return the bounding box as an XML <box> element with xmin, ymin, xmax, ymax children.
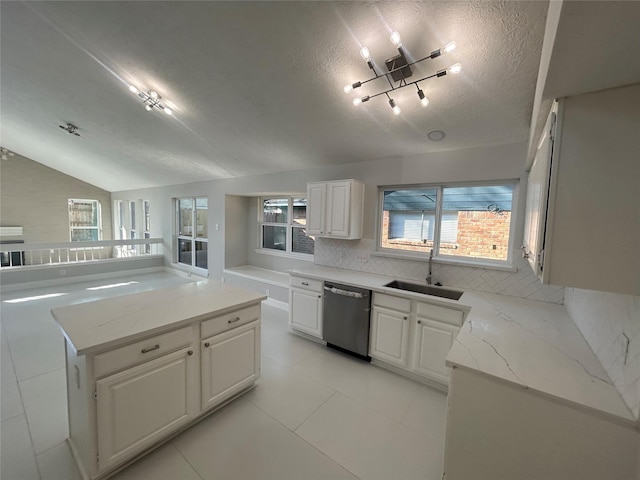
<box><xmin>0</xmin><ymin>1</ymin><xmax>549</xmax><ymax>191</ymax></box>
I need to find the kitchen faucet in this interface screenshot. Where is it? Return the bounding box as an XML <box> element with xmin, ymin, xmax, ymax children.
<box><xmin>426</xmin><ymin>249</ymin><xmax>433</xmax><ymax>285</ymax></box>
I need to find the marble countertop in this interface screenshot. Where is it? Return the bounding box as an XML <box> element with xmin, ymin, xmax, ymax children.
<box><xmin>52</xmin><ymin>280</ymin><xmax>266</xmax><ymax>355</ymax></box>
<box><xmin>289</xmin><ymin>265</ymin><xmax>636</xmax><ymax>428</ymax></box>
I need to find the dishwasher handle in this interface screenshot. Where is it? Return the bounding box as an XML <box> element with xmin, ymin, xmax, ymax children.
<box><xmin>324</xmin><ymin>286</ymin><xmax>367</xmax><ymax>299</ymax></box>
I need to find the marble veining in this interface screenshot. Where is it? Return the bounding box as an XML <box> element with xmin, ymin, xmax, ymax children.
<box><xmin>448</xmin><ymin>292</ymin><xmax>636</xmax><ymax>427</ymax></box>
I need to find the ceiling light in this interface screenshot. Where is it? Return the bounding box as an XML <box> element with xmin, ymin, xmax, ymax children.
<box><xmin>345</xmin><ymin>31</ymin><xmax>460</xmax><ymax>114</ymax></box>
<box><xmin>428</xmin><ymin>130</ymin><xmax>446</xmax><ymax>141</ymax></box>
<box><xmin>59</xmin><ymin>123</ymin><xmax>81</xmax><ymax>136</ymax></box>
<box><xmin>128</xmin><ymin>85</ymin><xmax>176</xmax><ymax>116</ymax></box>
<box><xmin>352</xmin><ymin>96</ymin><xmax>370</xmax><ymax>106</ymax></box>
<box><xmin>388</xmin><ymin>98</ymin><xmax>401</xmax><ymax>115</ymax></box>
<box><xmin>448</xmin><ymin>63</ymin><xmax>463</xmax><ymax>74</ymax></box>
<box><xmin>417</xmin><ymin>88</ymin><xmax>429</xmax><ymax>107</ymax></box>
<box><xmin>390</xmin><ymin>31</ymin><xmax>402</xmax><ymax>49</ymax></box>
<box><xmin>0</xmin><ymin>147</ymin><xmax>15</xmax><ymax>161</ymax></box>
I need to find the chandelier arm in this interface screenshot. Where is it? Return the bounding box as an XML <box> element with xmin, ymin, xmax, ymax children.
<box><xmin>365</xmin><ymin>71</ymin><xmax>443</xmax><ymax>101</ymax></box>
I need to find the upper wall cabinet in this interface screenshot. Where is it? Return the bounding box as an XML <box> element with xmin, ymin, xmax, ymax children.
<box><xmin>307</xmin><ymin>180</ymin><xmax>364</xmax><ymax>240</ymax></box>
<box><xmin>523</xmin><ymin>84</ymin><xmax>640</xmax><ymax>295</ymax></box>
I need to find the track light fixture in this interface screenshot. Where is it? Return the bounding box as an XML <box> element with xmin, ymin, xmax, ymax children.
<box><xmin>128</xmin><ymin>85</ymin><xmax>174</xmax><ymax>116</ymax></box>
<box><xmin>345</xmin><ymin>31</ymin><xmax>461</xmax><ymax>114</ymax></box>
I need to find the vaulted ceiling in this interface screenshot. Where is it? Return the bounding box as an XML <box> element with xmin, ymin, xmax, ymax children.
<box><xmin>0</xmin><ymin>2</ymin><xmax>637</xmax><ymax>192</ymax></box>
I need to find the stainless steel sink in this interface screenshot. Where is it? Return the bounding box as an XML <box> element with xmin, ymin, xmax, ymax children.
<box><xmin>384</xmin><ymin>280</ymin><xmax>463</xmax><ymax>300</ymax></box>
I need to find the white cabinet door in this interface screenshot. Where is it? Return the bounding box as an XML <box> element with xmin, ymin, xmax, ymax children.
<box><xmin>326</xmin><ymin>181</ymin><xmax>351</xmax><ymax>237</ymax></box>
<box><xmin>289</xmin><ymin>287</ymin><xmax>323</xmax><ymax>338</ymax></box>
<box><xmin>306</xmin><ymin>183</ymin><xmax>326</xmax><ymax>235</ymax></box>
<box><xmin>413</xmin><ymin>318</ymin><xmax>459</xmax><ymax>384</ymax></box>
<box><xmin>369</xmin><ymin>306</ymin><xmax>410</xmax><ymax>368</ymax></box>
<box><xmin>523</xmin><ymin>111</ymin><xmax>554</xmax><ymax>276</ymax></box>
<box><xmin>201</xmin><ymin>320</ymin><xmax>260</xmax><ymax>411</ymax></box>
<box><xmin>96</xmin><ymin>347</ymin><xmax>196</xmax><ymax>471</ymax></box>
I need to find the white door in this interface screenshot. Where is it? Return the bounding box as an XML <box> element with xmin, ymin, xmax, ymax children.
<box><xmin>289</xmin><ymin>287</ymin><xmax>323</xmax><ymax>338</ymax></box>
<box><xmin>96</xmin><ymin>347</ymin><xmax>196</xmax><ymax>471</ymax></box>
<box><xmin>369</xmin><ymin>306</ymin><xmax>410</xmax><ymax>367</ymax></box>
<box><xmin>413</xmin><ymin>318</ymin><xmax>459</xmax><ymax>384</ymax></box>
<box><xmin>306</xmin><ymin>183</ymin><xmax>326</xmax><ymax>235</ymax></box>
<box><xmin>523</xmin><ymin>112</ymin><xmax>554</xmax><ymax>275</ymax></box>
<box><xmin>326</xmin><ymin>181</ymin><xmax>351</xmax><ymax>237</ymax></box>
<box><xmin>201</xmin><ymin>320</ymin><xmax>260</xmax><ymax>410</ymax></box>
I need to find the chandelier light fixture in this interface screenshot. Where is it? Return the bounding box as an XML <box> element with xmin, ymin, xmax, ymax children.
<box><xmin>59</xmin><ymin>123</ymin><xmax>81</xmax><ymax>136</ymax></box>
<box><xmin>345</xmin><ymin>31</ymin><xmax>461</xmax><ymax>115</ymax></box>
<box><xmin>128</xmin><ymin>85</ymin><xmax>173</xmax><ymax>116</ymax></box>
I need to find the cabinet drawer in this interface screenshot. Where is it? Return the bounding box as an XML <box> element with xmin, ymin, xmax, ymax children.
<box><xmin>416</xmin><ymin>302</ymin><xmax>463</xmax><ymax>327</ymax></box>
<box><xmin>373</xmin><ymin>292</ymin><xmax>411</xmax><ymax>312</ymax></box>
<box><xmin>290</xmin><ymin>275</ymin><xmax>323</xmax><ymax>293</ymax></box>
<box><xmin>201</xmin><ymin>305</ymin><xmax>260</xmax><ymax>338</ymax></box>
<box><xmin>94</xmin><ymin>326</ymin><xmax>193</xmax><ymax>378</ymax></box>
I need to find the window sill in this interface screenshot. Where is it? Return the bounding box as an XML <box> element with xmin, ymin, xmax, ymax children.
<box><xmin>371</xmin><ymin>251</ymin><xmax>517</xmax><ymax>272</ymax></box>
<box><xmin>254</xmin><ymin>249</ymin><xmax>314</xmax><ymax>262</ymax></box>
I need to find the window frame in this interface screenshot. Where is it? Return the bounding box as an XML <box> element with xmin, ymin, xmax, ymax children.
<box><xmin>175</xmin><ymin>196</ymin><xmax>208</xmax><ymax>273</ymax></box>
<box><xmin>376</xmin><ymin>181</ymin><xmax>518</xmax><ymax>268</ymax></box>
<box><xmin>68</xmin><ymin>199</ymin><xmax>102</xmax><ymax>242</ymax></box>
<box><xmin>257</xmin><ymin>196</ymin><xmax>314</xmax><ymax>260</ymax></box>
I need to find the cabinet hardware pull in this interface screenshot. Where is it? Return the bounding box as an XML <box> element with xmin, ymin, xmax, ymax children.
<box><xmin>204</xmin><ymin>342</ymin><xmax>210</xmax><ymax>348</ymax></box>
<box><xmin>228</xmin><ymin>316</ymin><xmax>241</xmax><ymax>324</ymax></box>
<box><xmin>141</xmin><ymin>344</ymin><xmax>160</xmax><ymax>354</ymax></box>
<box><xmin>301</xmin><ymin>282</ymin><xmax>309</xmax><ymax>286</ymax></box>
<box><xmin>417</xmin><ymin>320</ymin><xmax>422</xmax><ymax>324</ymax></box>
<box><xmin>187</xmin><ymin>350</ymin><xmax>194</xmax><ymax>356</ymax></box>
<box><xmin>403</xmin><ymin>316</ymin><xmax>408</xmax><ymax>320</ymax></box>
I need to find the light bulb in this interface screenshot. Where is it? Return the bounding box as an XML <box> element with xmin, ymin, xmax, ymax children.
<box><xmin>164</xmin><ymin>107</ymin><xmax>173</xmax><ymax>116</ymax></box>
<box><xmin>417</xmin><ymin>89</ymin><xmax>429</xmax><ymax>107</ymax></box>
<box><xmin>390</xmin><ymin>31</ymin><xmax>402</xmax><ymax>48</ymax></box>
<box><xmin>442</xmin><ymin>41</ymin><xmax>456</xmax><ymax>54</ymax></box>
<box><xmin>353</xmin><ymin>97</ymin><xmax>363</xmax><ymax>106</ymax></box>
<box><xmin>359</xmin><ymin>47</ymin><xmax>371</xmax><ymax>62</ymax></box>
<box><xmin>344</xmin><ymin>84</ymin><xmax>353</xmax><ymax>93</ymax></box>
<box><xmin>448</xmin><ymin>63</ymin><xmax>462</xmax><ymax>74</ymax></box>
<box><xmin>149</xmin><ymin>90</ymin><xmax>159</xmax><ymax>99</ymax></box>
<box><xmin>389</xmin><ymin>98</ymin><xmax>401</xmax><ymax>115</ymax></box>
<box><xmin>145</xmin><ymin>104</ymin><xmax>153</xmax><ymax>111</ymax></box>
<box><xmin>128</xmin><ymin>85</ymin><xmax>139</xmax><ymax>94</ymax></box>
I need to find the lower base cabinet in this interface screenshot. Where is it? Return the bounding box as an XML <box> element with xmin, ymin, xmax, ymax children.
<box><xmin>201</xmin><ymin>320</ymin><xmax>260</xmax><ymax>409</ymax></box>
<box><xmin>413</xmin><ymin>318</ymin><xmax>459</xmax><ymax>384</ymax></box>
<box><xmin>96</xmin><ymin>347</ymin><xmax>198</xmax><ymax>471</ymax></box>
<box><xmin>369</xmin><ymin>293</ymin><xmax>464</xmax><ymax>388</ymax></box>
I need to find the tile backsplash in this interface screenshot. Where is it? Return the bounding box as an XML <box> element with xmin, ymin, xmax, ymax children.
<box><xmin>564</xmin><ymin>288</ymin><xmax>640</xmax><ymax>420</ymax></box>
<box><xmin>314</xmin><ymin>238</ymin><xmax>564</xmax><ymax>304</ymax></box>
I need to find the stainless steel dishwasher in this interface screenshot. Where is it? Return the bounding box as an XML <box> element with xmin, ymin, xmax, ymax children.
<box><xmin>323</xmin><ymin>282</ymin><xmax>372</xmax><ymax>361</ymax></box>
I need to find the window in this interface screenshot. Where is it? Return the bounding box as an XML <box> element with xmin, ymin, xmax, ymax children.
<box><xmin>68</xmin><ymin>199</ymin><xmax>101</xmax><ymax>241</ymax></box>
<box><xmin>260</xmin><ymin>197</ymin><xmax>314</xmax><ymax>256</ymax></box>
<box><xmin>379</xmin><ymin>183</ymin><xmax>515</xmax><ymax>263</ymax></box>
<box><xmin>143</xmin><ymin>200</ymin><xmax>151</xmax><ymax>254</ymax></box>
<box><xmin>176</xmin><ymin>197</ymin><xmax>208</xmax><ymax>270</ymax></box>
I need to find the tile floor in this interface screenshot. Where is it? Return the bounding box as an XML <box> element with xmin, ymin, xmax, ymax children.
<box><xmin>1</xmin><ymin>272</ymin><xmax>448</xmax><ymax>480</ymax></box>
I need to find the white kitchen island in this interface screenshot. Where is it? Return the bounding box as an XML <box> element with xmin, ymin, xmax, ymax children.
<box><xmin>52</xmin><ymin>280</ymin><xmax>266</xmax><ymax>480</ymax></box>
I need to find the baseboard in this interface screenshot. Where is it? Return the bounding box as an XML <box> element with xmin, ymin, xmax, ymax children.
<box><xmin>262</xmin><ymin>297</ymin><xmax>288</xmax><ymax>311</ymax></box>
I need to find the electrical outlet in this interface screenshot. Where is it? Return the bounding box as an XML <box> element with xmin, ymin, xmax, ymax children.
<box><xmin>266</xmin><ymin>289</ymin><xmax>270</xmax><ymax>297</ymax></box>
<box><xmin>356</xmin><ymin>254</ymin><xmax>369</xmax><ymax>263</ymax></box>
<box><xmin>340</xmin><ymin>250</ymin><xmax>347</xmax><ymax>260</ymax></box>
<box><xmin>220</xmin><ymin>277</ymin><xmax>225</xmax><ymax>283</ymax></box>
<box><xmin>59</xmin><ymin>269</ymin><xmax>66</xmax><ymax>276</ymax></box>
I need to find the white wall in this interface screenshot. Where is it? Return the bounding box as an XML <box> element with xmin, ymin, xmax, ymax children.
<box><xmin>565</xmin><ymin>288</ymin><xmax>640</xmax><ymax>421</ymax></box>
<box><xmin>112</xmin><ymin>141</ymin><xmax>529</xmax><ymax>278</ymax></box>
